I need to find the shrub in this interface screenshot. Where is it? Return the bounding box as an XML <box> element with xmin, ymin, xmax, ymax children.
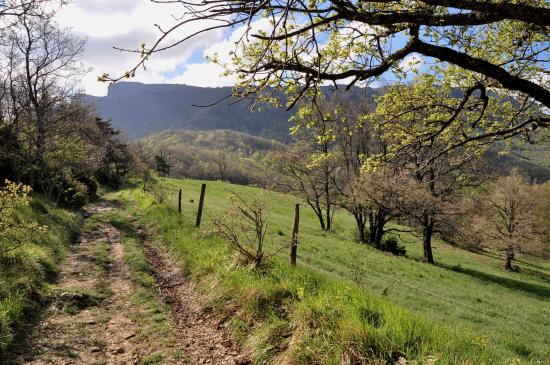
<box><xmin>213</xmin><ymin>192</ymin><xmax>282</xmax><ymax>268</ymax></box>
<box><xmin>149</xmin><ymin>181</ymin><xmax>168</xmax><ymax>204</ymax></box>
<box><xmin>0</xmin><ymin>180</ymin><xmax>46</xmax><ymax>256</ymax></box>
<box><xmin>59</xmin><ymin>177</ymin><xmax>89</xmax><ymax>209</ymax></box>
<box><xmin>379</xmin><ymin>237</ymin><xmax>406</xmax><ymax>256</ymax></box>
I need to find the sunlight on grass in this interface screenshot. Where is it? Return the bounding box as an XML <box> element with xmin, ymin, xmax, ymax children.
<box><xmin>107</xmin><ymin>178</ymin><xmax>550</xmax><ymax>364</ymax></box>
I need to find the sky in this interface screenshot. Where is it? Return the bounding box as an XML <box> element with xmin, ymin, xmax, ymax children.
<box><xmin>55</xmin><ymin>0</ymin><xmax>241</xmax><ymax>96</ymax></box>
<box><xmin>55</xmin><ymin>0</ymin><xmax>424</xmax><ymax>96</ymax></box>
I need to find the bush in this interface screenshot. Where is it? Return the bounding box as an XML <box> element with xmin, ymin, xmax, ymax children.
<box><xmin>0</xmin><ymin>195</ymin><xmax>80</xmax><ymax>359</ymax></box>
<box><xmin>379</xmin><ymin>237</ymin><xmax>406</xmax><ymax>256</ymax></box>
<box><xmin>0</xmin><ymin>181</ymin><xmax>45</xmax><ymax>256</ymax></box>
<box><xmin>58</xmin><ymin>177</ymin><xmax>89</xmax><ymax>209</ymax></box>
<box><xmin>213</xmin><ymin>191</ymin><xmax>281</xmax><ymax>268</ymax></box>
<box><xmin>149</xmin><ymin>181</ymin><xmax>168</xmax><ymax>204</ymax></box>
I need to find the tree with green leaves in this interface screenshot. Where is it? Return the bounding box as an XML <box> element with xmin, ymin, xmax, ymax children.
<box><xmin>110</xmin><ymin>0</ymin><xmax>548</xmax><ymax>150</ymax></box>
<box><xmin>367</xmin><ymin>75</ymin><xmax>488</xmax><ymax>263</ymax></box>
<box><xmin>155</xmin><ymin>151</ymin><xmax>172</xmax><ymax>177</ymax></box>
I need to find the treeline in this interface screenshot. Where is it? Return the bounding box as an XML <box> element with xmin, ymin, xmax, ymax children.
<box><xmin>142</xmin><ymin>130</ymin><xmax>282</xmax><ymax>186</ymax></box>
<box><xmin>0</xmin><ymin>5</ymin><xmax>143</xmax><ymax>208</ymax></box>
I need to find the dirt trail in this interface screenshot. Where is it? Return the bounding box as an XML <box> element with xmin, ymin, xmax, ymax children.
<box><xmin>17</xmin><ymin>202</ymin><xmax>245</xmax><ymax>365</ymax></box>
<box><xmin>139</xmin><ymin>228</ymin><xmax>246</xmax><ymax>365</ymax></box>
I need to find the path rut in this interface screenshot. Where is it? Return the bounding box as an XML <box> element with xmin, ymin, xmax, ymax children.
<box><xmin>16</xmin><ymin>202</ymin><xmax>244</xmax><ymax>365</ymax></box>
<box><xmin>139</xmin><ymin>227</ymin><xmax>246</xmax><ymax>365</ymax></box>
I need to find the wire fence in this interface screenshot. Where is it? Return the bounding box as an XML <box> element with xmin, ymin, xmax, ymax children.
<box><xmin>153</xmin><ymin>182</ymin><xmax>536</xmax><ymax>331</ymax></box>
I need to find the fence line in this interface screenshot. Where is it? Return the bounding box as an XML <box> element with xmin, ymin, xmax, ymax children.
<box><xmin>159</xmin><ymin>183</ymin><xmax>532</xmax><ymax>330</ymax></box>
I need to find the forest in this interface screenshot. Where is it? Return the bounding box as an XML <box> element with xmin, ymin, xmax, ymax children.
<box><xmin>0</xmin><ymin>0</ymin><xmax>549</xmax><ymax>364</ymax></box>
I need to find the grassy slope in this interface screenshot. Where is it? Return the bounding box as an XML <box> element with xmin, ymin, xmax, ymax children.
<box><xmin>0</xmin><ymin>196</ymin><xmax>81</xmax><ymax>357</ymax></box>
<box><xmin>110</xmin><ymin>178</ymin><xmax>550</xmax><ymax>364</ymax></box>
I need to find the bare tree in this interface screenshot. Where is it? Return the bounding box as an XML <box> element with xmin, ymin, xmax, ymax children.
<box><xmin>212</xmin><ymin>150</ymin><xmax>228</xmax><ymax>182</ymax></box>
<box><xmin>272</xmin><ymin>142</ymin><xmax>337</xmax><ymax>231</ymax></box>
<box><xmin>358</xmin><ymin>167</ymin><xmax>413</xmax><ymax>247</ymax></box>
<box><xmin>478</xmin><ymin>171</ymin><xmax>543</xmax><ymax>270</ymax></box>
<box><xmin>214</xmin><ymin>191</ymin><xmax>282</xmax><ymax>268</ymax></box>
<box><xmin>0</xmin><ymin>0</ymin><xmax>57</xmax><ymax>31</ymax></box>
<box><xmin>0</xmin><ymin>10</ymin><xmax>86</xmax><ymax>191</ymax></box>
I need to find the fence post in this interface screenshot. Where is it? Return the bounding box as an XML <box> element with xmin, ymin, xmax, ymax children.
<box><xmin>142</xmin><ymin>172</ymin><xmax>148</xmax><ymax>192</ymax></box>
<box><xmin>178</xmin><ymin>189</ymin><xmax>182</xmax><ymax>214</ymax></box>
<box><xmin>290</xmin><ymin>203</ymin><xmax>300</xmax><ymax>267</ymax></box>
<box><xmin>195</xmin><ymin>183</ymin><xmax>206</xmax><ymax>227</ymax></box>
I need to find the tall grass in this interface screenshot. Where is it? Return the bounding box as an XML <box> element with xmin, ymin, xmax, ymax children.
<box><xmin>0</xmin><ymin>196</ymin><xmax>80</xmax><ymax>357</ymax></box>
<box><xmin>108</xmin><ymin>180</ymin><xmax>550</xmax><ymax>364</ymax></box>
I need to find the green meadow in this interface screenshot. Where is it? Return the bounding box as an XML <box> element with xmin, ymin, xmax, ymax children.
<box><xmin>109</xmin><ymin>177</ymin><xmax>550</xmax><ymax>364</ymax></box>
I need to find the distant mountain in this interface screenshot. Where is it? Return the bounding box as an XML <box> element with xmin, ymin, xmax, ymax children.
<box><xmin>488</xmin><ymin>140</ymin><xmax>550</xmax><ymax>182</ymax></box>
<box><xmin>84</xmin><ymin>82</ymin><xmax>296</xmax><ymax>141</ymax></box>
<box><xmin>83</xmin><ymin>82</ymin><xmax>378</xmax><ymax>142</ymax></box>
<box><xmin>84</xmin><ymin>82</ymin><xmax>550</xmax><ymax>181</ymax></box>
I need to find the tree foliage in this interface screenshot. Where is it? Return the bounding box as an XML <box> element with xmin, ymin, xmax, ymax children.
<box><xmin>110</xmin><ymin>0</ymin><xmax>548</xmax><ymax>150</ymax></box>
<box><xmin>0</xmin><ymin>5</ymin><xmax>142</xmax><ymax>207</ymax></box>
<box><xmin>0</xmin><ymin>180</ymin><xmax>45</xmax><ymax>256</ymax></box>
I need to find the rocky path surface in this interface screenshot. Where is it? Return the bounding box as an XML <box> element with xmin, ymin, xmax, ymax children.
<box><xmin>139</xmin><ymin>227</ymin><xmax>245</xmax><ymax>365</ymax></box>
<box><xmin>16</xmin><ymin>202</ymin><xmax>244</xmax><ymax>365</ymax></box>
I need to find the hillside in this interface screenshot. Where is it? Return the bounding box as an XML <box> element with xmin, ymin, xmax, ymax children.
<box><xmin>83</xmin><ymin>82</ymin><xmax>379</xmax><ymax>142</ymax></box>
<box><xmin>140</xmin><ymin>129</ymin><xmax>284</xmax><ymax>185</ymax></box>
<box><xmin>109</xmin><ymin>177</ymin><xmax>550</xmax><ymax>363</ymax></box>
<box><xmin>84</xmin><ymin>82</ymin><xmax>296</xmax><ymax>141</ymax></box>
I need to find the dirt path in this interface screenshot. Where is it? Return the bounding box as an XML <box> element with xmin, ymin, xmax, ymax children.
<box><xmin>139</xmin><ymin>228</ymin><xmax>246</xmax><ymax>365</ymax></box>
<box><xmin>17</xmin><ymin>202</ymin><xmax>245</xmax><ymax>365</ymax></box>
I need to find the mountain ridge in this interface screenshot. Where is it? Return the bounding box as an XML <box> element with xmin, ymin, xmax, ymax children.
<box><xmin>84</xmin><ymin>82</ymin><xmax>296</xmax><ymax>141</ymax></box>
<box><xmin>83</xmin><ymin>82</ymin><xmax>378</xmax><ymax>142</ymax></box>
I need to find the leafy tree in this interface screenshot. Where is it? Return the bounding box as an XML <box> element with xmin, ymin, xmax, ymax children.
<box><xmin>111</xmin><ymin>0</ymin><xmax>549</xmax><ymax>149</ymax></box>
<box><xmin>368</xmin><ymin>76</ymin><xmax>487</xmax><ymax>263</ymax></box>
<box><xmin>155</xmin><ymin>151</ymin><xmax>171</xmax><ymax>177</ymax></box>
<box><xmin>93</xmin><ymin>118</ymin><xmax>134</xmax><ymax>187</ymax></box>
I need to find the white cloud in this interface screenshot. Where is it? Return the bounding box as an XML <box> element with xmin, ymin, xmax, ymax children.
<box><xmin>169</xmin><ymin>18</ymin><xmax>275</xmax><ymax>87</ymax></box>
<box><xmin>55</xmin><ymin>0</ymin><xmax>226</xmax><ymax>95</ymax></box>
<box><xmin>171</xmin><ymin>62</ymin><xmax>236</xmax><ymax>87</ymax></box>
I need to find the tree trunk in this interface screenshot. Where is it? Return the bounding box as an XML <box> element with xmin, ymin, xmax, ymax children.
<box><xmin>354</xmin><ymin>212</ymin><xmax>367</xmax><ymax>243</ymax></box>
<box><xmin>504</xmin><ymin>246</ymin><xmax>514</xmax><ymax>270</ymax></box>
<box><xmin>324</xmin><ymin>181</ymin><xmax>331</xmax><ymax>231</ymax></box>
<box><xmin>368</xmin><ymin>213</ymin><xmax>376</xmax><ymax>244</ymax></box>
<box><xmin>372</xmin><ymin>209</ymin><xmax>386</xmax><ymax>248</ymax></box>
<box><xmin>315</xmin><ymin>207</ymin><xmax>326</xmax><ymax>231</ymax></box>
<box><xmin>422</xmin><ymin>217</ymin><xmax>435</xmax><ymax>264</ymax></box>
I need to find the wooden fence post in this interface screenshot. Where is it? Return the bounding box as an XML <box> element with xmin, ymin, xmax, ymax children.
<box><xmin>290</xmin><ymin>203</ymin><xmax>300</xmax><ymax>267</ymax></box>
<box><xmin>142</xmin><ymin>172</ymin><xmax>148</xmax><ymax>192</ymax></box>
<box><xmin>195</xmin><ymin>183</ymin><xmax>206</xmax><ymax>227</ymax></box>
<box><xmin>178</xmin><ymin>189</ymin><xmax>182</xmax><ymax>214</ymax></box>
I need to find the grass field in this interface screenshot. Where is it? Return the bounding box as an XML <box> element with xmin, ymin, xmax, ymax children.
<box><xmin>110</xmin><ymin>177</ymin><xmax>550</xmax><ymax>364</ymax></box>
